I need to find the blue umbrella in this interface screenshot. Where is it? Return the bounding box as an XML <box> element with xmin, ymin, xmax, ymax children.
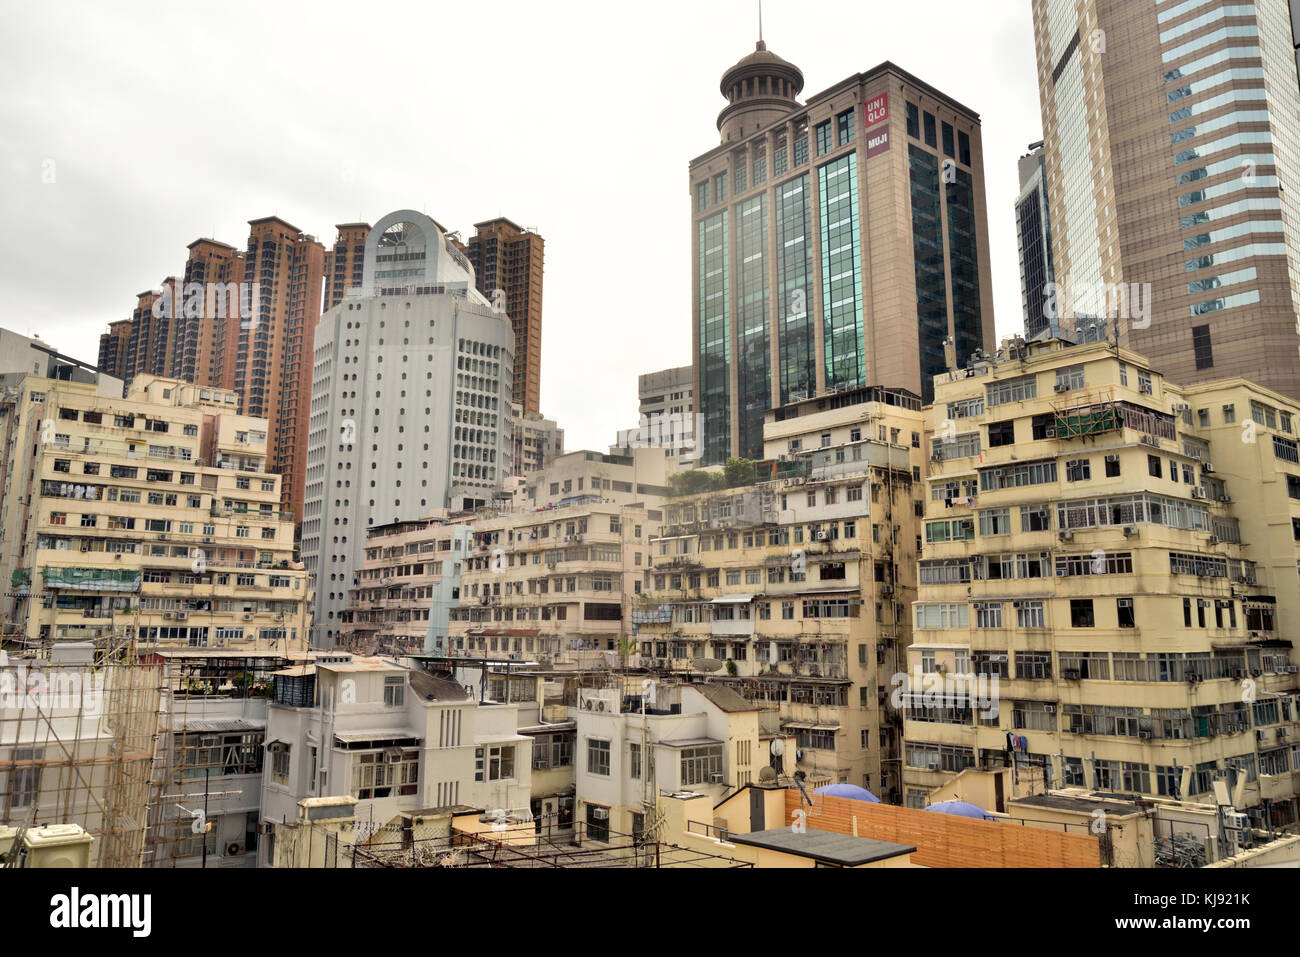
<box><xmin>813</xmin><ymin>783</ymin><xmax>881</xmax><ymax>803</ymax></box>
<box><xmin>924</xmin><ymin>800</ymin><xmax>997</xmax><ymax>820</ymax></box>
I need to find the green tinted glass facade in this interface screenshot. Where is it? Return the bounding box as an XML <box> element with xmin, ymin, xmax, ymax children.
<box><xmin>909</xmin><ymin>144</ymin><xmax>947</xmax><ymax>404</ymax></box>
<box><xmin>947</xmin><ymin>167</ymin><xmax>984</xmax><ymax>377</ymax></box>
<box><xmin>818</xmin><ymin>153</ymin><xmax>863</xmax><ymax>390</ymax></box>
<box><xmin>777</xmin><ymin>173</ymin><xmax>815</xmax><ymax>406</ymax></box>
<box><xmin>736</xmin><ymin>194</ymin><xmax>770</xmax><ymax>459</ymax></box>
<box><xmin>698</xmin><ymin>212</ymin><xmax>730</xmax><ymax>464</ymax></box>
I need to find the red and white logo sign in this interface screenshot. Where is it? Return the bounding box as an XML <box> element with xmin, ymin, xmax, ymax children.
<box><xmin>864</xmin><ymin>92</ymin><xmax>889</xmax><ymax>128</ymax></box>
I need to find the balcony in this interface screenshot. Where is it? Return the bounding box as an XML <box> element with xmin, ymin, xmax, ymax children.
<box><xmin>42</xmin><ymin>568</ymin><xmax>142</xmax><ymax>592</ymax></box>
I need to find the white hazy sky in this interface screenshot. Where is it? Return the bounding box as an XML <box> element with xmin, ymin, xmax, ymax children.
<box><xmin>0</xmin><ymin>0</ymin><xmax>1041</xmax><ymax>452</ymax></box>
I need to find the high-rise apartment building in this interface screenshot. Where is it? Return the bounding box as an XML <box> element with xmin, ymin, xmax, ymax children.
<box><xmin>690</xmin><ymin>43</ymin><xmax>995</xmax><ymax>462</ymax></box>
<box><xmin>1017</xmin><ymin>142</ymin><xmax>1058</xmax><ymax>339</ymax></box>
<box><xmin>303</xmin><ymin>209</ymin><xmax>515</xmax><ymax>648</ymax></box>
<box><xmin>172</xmin><ymin>238</ymin><xmax>244</xmax><ymax>389</ymax></box>
<box><xmin>97</xmin><ymin>320</ymin><xmax>132</xmax><ymax>381</ymax></box>
<box><xmin>463</xmin><ymin>218</ymin><xmax>544</xmax><ymax>414</ymax></box>
<box><xmin>0</xmin><ymin>374</ymin><xmax>312</xmax><ymax>654</ymax></box>
<box><xmin>323</xmin><ymin>222</ymin><xmax>371</xmax><ymax>312</ymax></box>
<box><xmin>904</xmin><ymin>333</ymin><xmax>1300</xmax><ymax>828</ymax></box>
<box><xmin>237</xmin><ymin>218</ymin><xmax>326</xmax><ymax>521</ymax></box>
<box><xmin>1031</xmin><ymin>0</ymin><xmax>1300</xmax><ymax>399</ymax></box>
<box><xmin>96</xmin><ymin>217</ymin><xmax>326</xmax><ymax>521</ymax></box>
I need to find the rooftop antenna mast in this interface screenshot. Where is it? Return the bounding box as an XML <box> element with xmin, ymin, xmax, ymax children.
<box><xmin>758</xmin><ymin>0</ymin><xmax>763</xmax><ymax>43</ymax></box>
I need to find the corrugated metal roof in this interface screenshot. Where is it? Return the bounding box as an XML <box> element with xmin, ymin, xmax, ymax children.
<box><xmin>332</xmin><ymin>728</ymin><xmax>419</xmax><ymax>743</ymax></box>
<box><xmin>179</xmin><ymin>718</ymin><xmax>266</xmax><ymax>733</ymax></box>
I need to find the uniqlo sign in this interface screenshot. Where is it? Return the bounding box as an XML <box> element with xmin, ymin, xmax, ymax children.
<box><xmin>864</xmin><ymin>92</ymin><xmax>889</xmax><ymax>128</ymax></box>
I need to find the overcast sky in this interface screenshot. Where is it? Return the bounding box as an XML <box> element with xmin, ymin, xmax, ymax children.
<box><xmin>0</xmin><ymin>0</ymin><xmax>1040</xmax><ymax>453</ymax></box>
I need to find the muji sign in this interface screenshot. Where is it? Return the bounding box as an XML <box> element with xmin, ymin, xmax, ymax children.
<box><xmin>864</xmin><ymin>92</ymin><xmax>889</xmax><ymax>128</ymax></box>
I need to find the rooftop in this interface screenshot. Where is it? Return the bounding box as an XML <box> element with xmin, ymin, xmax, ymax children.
<box><xmin>725</xmin><ymin>827</ymin><xmax>916</xmax><ymax>866</ymax></box>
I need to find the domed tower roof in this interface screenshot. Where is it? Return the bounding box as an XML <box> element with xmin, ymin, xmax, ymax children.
<box><xmin>717</xmin><ymin>40</ymin><xmax>804</xmax><ymax>144</ymax></box>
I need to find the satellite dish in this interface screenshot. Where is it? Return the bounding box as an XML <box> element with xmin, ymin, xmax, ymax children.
<box><xmin>770</xmin><ymin>738</ymin><xmax>785</xmax><ymax>757</ymax></box>
<box><xmin>691</xmin><ymin>657</ymin><xmax>724</xmax><ymax>673</ymax></box>
<box><xmin>759</xmin><ymin>767</ymin><xmax>777</xmax><ymax>783</ymax></box>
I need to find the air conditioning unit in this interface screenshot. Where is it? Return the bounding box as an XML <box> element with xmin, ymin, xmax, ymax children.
<box><xmin>709</xmin><ymin>772</ymin><xmax>724</xmax><ymax>783</ymax></box>
<box><xmin>1191</xmin><ymin>487</ymin><xmax>1207</xmax><ymax>500</ymax></box>
<box><xmin>163</xmin><ymin>612</ymin><xmax>174</xmax><ymax>620</ymax></box>
<box><xmin>1058</xmin><ymin>530</ymin><xmax>1074</xmax><ymax>542</ymax></box>
<box><xmin>1138</xmin><ymin>731</ymin><xmax>1153</xmax><ymax>739</ymax></box>
<box><xmin>1054</xmin><ymin>383</ymin><xmax>1070</xmax><ymax>393</ymax></box>
<box><xmin>1063</xmin><ymin>668</ymin><xmax>1081</xmax><ymax>681</ymax></box>
<box><xmin>1043</xmin><ymin>704</ymin><xmax>1056</xmax><ymax>714</ymax></box>
<box><xmin>1044</xmin><ymin>428</ymin><xmax>1057</xmax><ymax>438</ymax></box>
<box><xmin>1122</xmin><ymin>526</ymin><xmax>1138</xmax><ymax>537</ymax></box>
<box><xmin>1067</xmin><ymin>727</ymin><xmax>1083</xmax><ymax>734</ymax></box>
<box><xmin>1278</xmin><ymin>729</ymin><xmax>1288</xmax><ymax>740</ymax></box>
<box><xmin>1172</xmin><ymin>403</ymin><xmax>1190</xmax><ymax>413</ymax></box>
<box><xmin>1202</xmin><ymin>462</ymin><xmax>1215</xmax><ymax>473</ymax></box>
<box><xmin>225</xmin><ymin>842</ymin><xmax>244</xmax><ymax>857</ymax></box>
<box><xmin>1256</xmin><ymin>730</ymin><xmax>1266</xmax><ymax>742</ymax></box>
<box><xmin>816</xmin><ymin>531</ymin><xmax>829</xmax><ymax>541</ymax></box>
<box><xmin>242</xmin><ymin>613</ymin><xmax>253</xmax><ymax>621</ymax></box>
<box><xmin>591</xmin><ymin>807</ymin><xmax>609</xmax><ymax>821</ymax></box>
<box><xmin>202</xmin><ymin>537</ymin><xmax>215</xmax><ymax>544</ymax></box>
<box><xmin>1207</xmin><ymin>536</ymin><xmax>1220</xmax><ymax>546</ymax></box>
<box><xmin>176</xmin><ymin>611</ymin><xmax>188</xmax><ymax>621</ymax></box>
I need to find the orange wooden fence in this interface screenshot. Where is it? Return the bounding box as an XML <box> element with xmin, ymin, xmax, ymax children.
<box><xmin>785</xmin><ymin>791</ymin><xmax>1102</xmax><ymax>868</ymax></box>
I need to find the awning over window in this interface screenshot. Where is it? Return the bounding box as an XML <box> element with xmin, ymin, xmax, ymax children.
<box><xmin>781</xmin><ymin>722</ymin><xmax>840</xmax><ymax>732</ymax></box>
<box><xmin>332</xmin><ymin>728</ymin><xmax>418</xmax><ymax>744</ymax></box>
<box><xmin>658</xmin><ymin>737</ymin><xmax>723</xmax><ymax>749</ymax></box>
<box><xmin>710</xmin><ymin>594</ymin><xmax>755</xmax><ymax>605</ymax></box>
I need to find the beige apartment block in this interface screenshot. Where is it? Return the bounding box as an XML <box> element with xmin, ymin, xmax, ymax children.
<box><xmin>1031</xmin><ymin>0</ymin><xmax>1300</xmax><ymax>398</ymax></box>
<box><xmin>633</xmin><ymin>390</ymin><xmax>925</xmax><ymax>800</ymax></box>
<box><xmin>0</xmin><ymin>374</ymin><xmax>311</xmax><ymax>654</ymax></box>
<box><xmin>528</xmin><ymin>447</ymin><xmax>672</xmax><ymax>510</ymax></box>
<box><xmin>904</xmin><ymin>333</ymin><xmax>1300</xmax><ymax>830</ymax></box>
<box><xmin>1179</xmin><ymin>379</ymin><xmax>1300</xmax><ymax>644</ymax></box>
<box><xmin>339</xmin><ymin>511</ymin><xmax>474</xmax><ymax>656</ymax></box>
<box><xmin>448</xmin><ymin>498</ymin><xmax>659</xmax><ymax>668</ymax></box>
